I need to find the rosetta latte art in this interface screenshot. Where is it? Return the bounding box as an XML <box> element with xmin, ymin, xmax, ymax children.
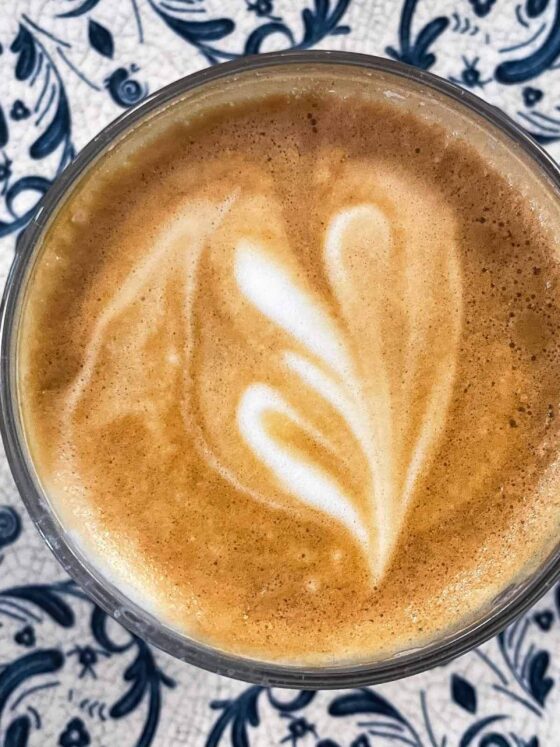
<box><xmin>62</xmin><ymin>158</ymin><xmax>463</xmax><ymax>583</ymax></box>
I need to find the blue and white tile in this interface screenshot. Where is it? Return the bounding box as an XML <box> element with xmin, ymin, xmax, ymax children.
<box><xmin>1</xmin><ymin>1</ymin><xmax>559</xmax><ymax>744</ymax></box>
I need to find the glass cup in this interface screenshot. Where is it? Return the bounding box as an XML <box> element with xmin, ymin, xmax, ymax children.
<box><xmin>2</xmin><ymin>51</ymin><xmax>560</xmax><ymax>688</ymax></box>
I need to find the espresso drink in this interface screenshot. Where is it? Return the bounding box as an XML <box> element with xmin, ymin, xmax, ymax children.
<box><xmin>18</xmin><ymin>66</ymin><xmax>560</xmax><ymax>663</ymax></box>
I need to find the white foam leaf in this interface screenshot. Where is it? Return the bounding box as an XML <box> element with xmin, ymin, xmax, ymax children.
<box><xmin>234</xmin><ymin>201</ymin><xmax>462</xmax><ymax>581</ymax></box>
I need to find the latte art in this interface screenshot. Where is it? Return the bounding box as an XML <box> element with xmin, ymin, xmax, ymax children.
<box><xmin>19</xmin><ymin>76</ymin><xmax>560</xmax><ymax>663</ymax></box>
<box><xmin>59</xmin><ymin>161</ymin><xmax>461</xmax><ymax>581</ymax></box>
<box><xmin>203</xmin><ymin>165</ymin><xmax>461</xmax><ymax>581</ymax></box>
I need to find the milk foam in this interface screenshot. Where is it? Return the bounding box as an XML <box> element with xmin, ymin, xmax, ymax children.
<box><xmin>232</xmin><ymin>191</ymin><xmax>462</xmax><ymax>579</ymax></box>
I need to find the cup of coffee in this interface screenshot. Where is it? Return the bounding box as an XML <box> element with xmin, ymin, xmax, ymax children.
<box><xmin>2</xmin><ymin>51</ymin><xmax>560</xmax><ymax>687</ymax></box>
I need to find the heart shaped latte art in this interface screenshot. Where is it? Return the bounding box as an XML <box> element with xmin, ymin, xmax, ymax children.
<box><xmin>63</xmin><ymin>159</ymin><xmax>463</xmax><ymax>583</ymax></box>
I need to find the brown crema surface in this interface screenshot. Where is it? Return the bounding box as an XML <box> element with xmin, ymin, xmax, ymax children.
<box><xmin>19</xmin><ymin>85</ymin><xmax>560</xmax><ymax>663</ymax></box>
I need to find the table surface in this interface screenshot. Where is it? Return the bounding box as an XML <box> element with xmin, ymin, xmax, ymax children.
<box><xmin>1</xmin><ymin>1</ymin><xmax>560</xmax><ymax>745</ymax></box>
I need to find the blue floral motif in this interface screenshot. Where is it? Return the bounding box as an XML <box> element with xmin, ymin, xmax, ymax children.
<box><xmin>0</xmin><ymin>506</ymin><xmax>21</xmax><ymax>549</ymax></box>
<box><xmin>533</xmin><ymin>609</ymin><xmax>553</xmax><ymax>630</ymax></box>
<box><xmin>384</xmin><ymin>0</ymin><xmax>560</xmax><ymax>145</ymax></box>
<box><xmin>14</xmin><ymin>624</ymin><xmax>36</xmax><ymax>648</ymax></box>
<box><xmin>58</xmin><ymin>717</ymin><xmax>91</xmax><ymax>747</ymax></box>
<box><xmin>246</xmin><ymin>0</ymin><xmax>282</xmax><ymax>21</ymax></box>
<box><xmin>67</xmin><ymin>644</ymin><xmax>110</xmax><ymax>679</ymax></box>
<box><xmin>450</xmin><ymin>55</ymin><xmax>493</xmax><ymax>88</ymax></box>
<box><xmin>495</xmin><ymin>1</ymin><xmax>560</xmax><ymax>84</ymax></box>
<box><xmin>10</xmin><ymin>99</ymin><xmax>30</xmax><ymax>120</ymax></box>
<box><xmin>0</xmin><ymin>0</ymin><xmax>558</xmax><ymax>241</ymax></box>
<box><xmin>386</xmin><ymin>0</ymin><xmax>449</xmax><ymax>69</ymax></box>
<box><xmin>88</xmin><ymin>18</ymin><xmax>114</xmax><ymax>58</ymax></box>
<box><xmin>329</xmin><ymin>688</ymin><xmax>424</xmax><ymax>746</ymax></box>
<box><xmin>0</xmin><ymin>22</ymin><xmax>74</xmax><ymax>239</ymax></box>
<box><xmin>148</xmin><ymin>0</ymin><xmax>350</xmax><ymax>63</ymax></box>
<box><xmin>522</xmin><ymin>86</ymin><xmax>544</xmax><ymax>107</ymax></box>
<box><xmin>204</xmin><ymin>609</ymin><xmax>560</xmax><ymax>746</ymax></box>
<box><xmin>280</xmin><ymin>715</ymin><xmax>318</xmax><ymax>745</ymax></box>
<box><xmin>0</xmin><ymin>575</ymin><xmax>175</xmax><ymax>746</ymax></box>
<box><xmin>207</xmin><ymin>689</ymin><xmax>315</xmax><ymax>746</ymax></box>
<box><xmin>526</xmin><ymin>0</ymin><xmax>550</xmax><ymax>17</ymax></box>
<box><xmin>104</xmin><ymin>65</ymin><xmax>148</xmax><ymax>107</ymax></box>
<box><xmin>452</xmin><ymin>674</ymin><xmax>478</xmax><ymax>714</ymax></box>
<box><xmin>467</xmin><ymin>0</ymin><xmax>497</xmax><ymax>18</ymax></box>
<box><xmin>496</xmin><ymin>619</ymin><xmax>555</xmax><ymax>711</ymax></box>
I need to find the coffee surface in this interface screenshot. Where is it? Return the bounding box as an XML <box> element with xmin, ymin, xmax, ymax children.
<box><xmin>19</xmin><ymin>72</ymin><xmax>560</xmax><ymax>662</ymax></box>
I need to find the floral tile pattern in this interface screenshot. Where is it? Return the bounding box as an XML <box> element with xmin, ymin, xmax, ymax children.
<box><xmin>0</xmin><ymin>1</ymin><xmax>559</xmax><ymax>744</ymax></box>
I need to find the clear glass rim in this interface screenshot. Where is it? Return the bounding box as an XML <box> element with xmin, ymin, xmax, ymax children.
<box><xmin>1</xmin><ymin>50</ymin><xmax>560</xmax><ymax>689</ymax></box>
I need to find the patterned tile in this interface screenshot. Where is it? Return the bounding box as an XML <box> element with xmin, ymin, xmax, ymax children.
<box><xmin>0</xmin><ymin>1</ymin><xmax>559</xmax><ymax>744</ymax></box>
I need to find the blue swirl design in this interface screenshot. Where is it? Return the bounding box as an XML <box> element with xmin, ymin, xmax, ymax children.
<box><xmin>0</xmin><ymin>507</ymin><xmax>21</xmax><ymax>550</ymax></box>
<box><xmin>0</xmin><ymin>565</ymin><xmax>175</xmax><ymax>747</ymax></box>
<box><xmin>207</xmin><ymin>689</ymin><xmax>316</xmax><ymax>747</ymax></box>
<box><xmin>495</xmin><ymin>1</ymin><xmax>560</xmax><ymax>83</ymax></box>
<box><xmin>204</xmin><ymin>673</ymin><xmax>549</xmax><ymax>746</ymax></box>
<box><xmin>58</xmin><ymin>717</ymin><xmax>91</xmax><ymax>747</ymax></box>
<box><xmin>105</xmin><ymin>66</ymin><xmax>148</xmax><ymax>107</ymax></box>
<box><xmin>0</xmin><ymin>22</ymin><xmax>74</xmax><ymax>239</ymax></box>
<box><xmin>386</xmin><ymin>0</ymin><xmax>449</xmax><ymax>69</ymax></box>
<box><xmin>384</xmin><ymin>0</ymin><xmax>560</xmax><ymax>144</ymax></box>
<box><xmin>148</xmin><ymin>0</ymin><xmax>350</xmax><ymax>63</ymax></box>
